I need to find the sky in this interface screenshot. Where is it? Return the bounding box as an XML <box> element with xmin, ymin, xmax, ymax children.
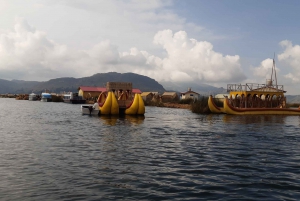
<box><xmin>1</xmin><ymin>0</ymin><xmax>300</xmax><ymax>94</ymax></box>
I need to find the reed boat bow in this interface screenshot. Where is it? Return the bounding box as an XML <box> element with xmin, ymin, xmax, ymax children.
<box><xmin>208</xmin><ymin>95</ymin><xmax>225</xmax><ymax>113</ymax></box>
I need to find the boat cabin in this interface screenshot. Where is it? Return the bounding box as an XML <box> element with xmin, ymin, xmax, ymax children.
<box><xmin>41</xmin><ymin>93</ymin><xmax>52</xmax><ymax>102</ymax></box>
<box><xmin>29</xmin><ymin>93</ymin><xmax>37</xmax><ymax>101</ymax></box>
<box><xmin>63</xmin><ymin>92</ymin><xmax>86</xmax><ymax>104</ymax></box>
<box><xmin>227</xmin><ymin>80</ymin><xmax>286</xmax><ymax>108</ymax></box>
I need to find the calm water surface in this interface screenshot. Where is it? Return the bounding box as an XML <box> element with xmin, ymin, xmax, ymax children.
<box><xmin>0</xmin><ymin>98</ymin><xmax>300</xmax><ymax>200</ymax></box>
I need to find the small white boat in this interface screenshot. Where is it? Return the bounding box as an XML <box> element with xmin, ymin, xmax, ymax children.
<box><xmin>28</xmin><ymin>93</ymin><xmax>37</xmax><ymax>101</ymax></box>
<box><xmin>63</xmin><ymin>92</ymin><xmax>86</xmax><ymax>104</ymax></box>
<box><xmin>81</xmin><ymin>103</ymin><xmax>99</xmax><ymax>115</ymax></box>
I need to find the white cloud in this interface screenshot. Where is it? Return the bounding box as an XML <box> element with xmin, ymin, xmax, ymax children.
<box><xmin>2</xmin><ymin>0</ymin><xmax>300</xmax><ymax>95</ymax></box>
<box><xmin>278</xmin><ymin>40</ymin><xmax>300</xmax><ymax>70</ymax></box>
<box><xmin>251</xmin><ymin>58</ymin><xmax>280</xmax><ymax>80</ymax></box>
<box><xmin>0</xmin><ymin>17</ymin><xmax>84</xmax><ymax>80</ymax></box>
<box><xmin>152</xmin><ymin>30</ymin><xmax>246</xmax><ymax>83</ymax></box>
<box><xmin>0</xmin><ymin>19</ymin><xmax>246</xmax><ymax>84</ymax></box>
<box><xmin>247</xmin><ymin>40</ymin><xmax>300</xmax><ymax>94</ymax></box>
<box><xmin>40</xmin><ymin>0</ymin><xmax>186</xmax><ymax>52</ymax></box>
<box><xmin>88</xmin><ymin>40</ymin><xmax>119</xmax><ymax>64</ymax></box>
<box><xmin>284</xmin><ymin>73</ymin><xmax>299</xmax><ymax>83</ymax></box>
<box><xmin>0</xmin><ymin>18</ymin><xmax>246</xmax><ymax>85</ymax></box>
<box><xmin>278</xmin><ymin>40</ymin><xmax>300</xmax><ymax>83</ymax></box>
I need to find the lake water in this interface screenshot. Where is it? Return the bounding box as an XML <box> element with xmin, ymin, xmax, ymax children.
<box><xmin>0</xmin><ymin>98</ymin><xmax>300</xmax><ymax>200</ymax></box>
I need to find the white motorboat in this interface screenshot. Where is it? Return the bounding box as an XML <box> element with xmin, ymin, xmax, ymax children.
<box><xmin>81</xmin><ymin>103</ymin><xmax>99</xmax><ymax>115</ymax></box>
<box><xmin>28</xmin><ymin>93</ymin><xmax>37</xmax><ymax>101</ymax></box>
<box><xmin>63</xmin><ymin>92</ymin><xmax>86</xmax><ymax>104</ymax></box>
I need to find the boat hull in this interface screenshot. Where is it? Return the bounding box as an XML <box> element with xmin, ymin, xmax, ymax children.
<box><xmin>29</xmin><ymin>97</ymin><xmax>37</xmax><ymax>101</ymax></box>
<box><xmin>125</xmin><ymin>94</ymin><xmax>145</xmax><ymax>115</ymax></box>
<box><xmin>208</xmin><ymin>95</ymin><xmax>225</xmax><ymax>113</ymax></box>
<box><xmin>125</xmin><ymin>94</ymin><xmax>139</xmax><ymax>115</ymax></box>
<box><xmin>100</xmin><ymin>92</ymin><xmax>113</xmax><ymax>115</ymax></box>
<box><xmin>64</xmin><ymin>99</ymin><xmax>86</xmax><ymax>104</ymax></box>
<box><xmin>223</xmin><ymin>96</ymin><xmax>300</xmax><ymax>115</ymax></box>
<box><xmin>41</xmin><ymin>98</ymin><xmax>52</xmax><ymax>102</ymax></box>
<box><xmin>137</xmin><ymin>94</ymin><xmax>145</xmax><ymax>115</ymax></box>
<box><xmin>96</xmin><ymin>92</ymin><xmax>145</xmax><ymax>115</ymax></box>
<box><xmin>81</xmin><ymin>105</ymin><xmax>99</xmax><ymax>115</ymax></box>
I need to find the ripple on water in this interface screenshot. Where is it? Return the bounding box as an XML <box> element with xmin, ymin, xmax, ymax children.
<box><xmin>1</xmin><ymin>99</ymin><xmax>300</xmax><ymax>200</ymax></box>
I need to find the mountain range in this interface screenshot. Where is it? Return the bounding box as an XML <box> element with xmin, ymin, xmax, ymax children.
<box><xmin>1</xmin><ymin>72</ymin><xmax>299</xmax><ymax>103</ymax></box>
<box><xmin>285</xmin><ymin>95</ymin><xmax>300</xmax><ymax>104</ymax></box>
<box><xmin>160</xmin><ymin>81</ymin><xmax>226</xmax><ymax>95</ymax></box>
<box><xmin>0</xmin><ymin>72</ymin><xmax>167</xmax><ymax>94</ymax></box>
<box><xmin>0</xmin><ymin>72</ymin><xmax>239</xmax><ymax>97</ymax></box>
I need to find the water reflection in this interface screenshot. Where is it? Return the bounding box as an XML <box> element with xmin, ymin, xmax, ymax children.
<box><xmin>99</xmin><ymin>115</ymin><xmax>118</xmax><ymax>125</ymax></box>
<box><xmin>99</xmin><ymin>115</ymin><xmax>145</xmax><ymax>126</ymax></box>
<box><xmin>123</xmin><ymin>115</ymin><xmax>145</xmax><ymax>125</ymax></box>
<box><xmin>223</xmin><ymin>114</ymin><xmax>286</xmax><ymax>124</ymax></box>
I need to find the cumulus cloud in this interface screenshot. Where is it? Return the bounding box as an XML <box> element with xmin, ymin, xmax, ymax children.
<box><xmin>248</xmin><ymin>40</ymin><xmax>300</xmax><ymax>94</ymax></box>
<box><xmin>152</xmin><ymin>30</ymin><xmax>246</xmax><ymax>83</ymax></box>
<box><xmin>0</xmin><ymin>19</ymin><xmax>246</xmax><ymax>85</ymax></box>
<box><xmin>284</xmin><ymin>73</ymin><xmax>299</xmax><ymax>83</ymax></box>
<box><xmin>277</xmin><ymin>40</ymin><xmax>300</xmax><ymax>83</ymax></box>
<box><xmin>251</xmin><ymin>58</ymin><xmax>280</xmax><ymax>81</ymax></box>
<box><xmin>0</xmin><ymin>19</ymin><xmax>90</xmax><ymax>79</ymax></box>
<box><xmin>278</xmin><ymin>40</ymin><xmax>300</xmax><ymax>67</ymax></box>
<box><xmin>46</xmin><ymin>0</ymin><xmax>188</xmax><ymax>52</ymax></box>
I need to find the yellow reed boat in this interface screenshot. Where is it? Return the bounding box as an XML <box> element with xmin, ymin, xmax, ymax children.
<box><xmin>97</xmin><ymin>92</ymin><xmax>145</xmax><ymax>115</ymax></box>
<box><xmin>81</xmin><ymin>82</ymin><xmax>145</xmax><ymax>115</ymax></box>
<box><xmin>208</xmin><ymin>58</ymin><xmax>300</xmax><ymax>115</ymax></box>
<box><xmin>223</xmin><ymin>96</ymin><xmax>300</xmax><ymax>115</ymax></box>
<box><xmin>208</xmin><ymin>95</ymin><xmax>225</xmax><ymax>114</ymax></box>
<box><xmin>209</xmin><ymin>86</ymin><xmax>300</xmax><ymax>115</ymax></box>
<box><xmin>96</xmin><ymin>82</ymin><xmax>145</xmax><ymax>115</ymax></box>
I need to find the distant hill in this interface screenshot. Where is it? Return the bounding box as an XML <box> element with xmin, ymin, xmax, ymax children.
<box><xmin>0</xmin><ymin>72</ymin><xmax>165</xmax><ymax>94</ymax></box>
<box><xmin>160</xmin><ymin>81</ymin><xmax>227</xmax><ymax>95</ymax></box>
<box><xmin>0</xmin><ymin>72</ymin><xmax>236</xmax><ymax>95</ymax></box>
<box><xmin>0</xmin><ymin>79</ymin><xmax>40</xmax><ymax>94</ymax></box>
<box><xmin>286</xmin><ymin>95</ymin><xmax>300</xmax><ymax>104</ymax></box>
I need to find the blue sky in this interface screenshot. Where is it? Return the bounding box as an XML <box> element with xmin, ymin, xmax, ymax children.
<box><xmin>175</xmin><ymin>1</ymin><xmax>300</xmax><ymax>58</ymax></box>
<box><xmin>0</xmin><ymin>0</ymin><xmax>300</xmax><ymax>94</ymax></box>
<box><xmin>172</xmin><ymin>1</ymin><xmax>300</xmax><ymax>90</ymax></box>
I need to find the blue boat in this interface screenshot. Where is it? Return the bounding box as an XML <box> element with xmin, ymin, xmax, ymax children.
<box><xmin>41</xmin><ymin>93</ymin><xmax>52</xmax><ymax>102</ymax></box>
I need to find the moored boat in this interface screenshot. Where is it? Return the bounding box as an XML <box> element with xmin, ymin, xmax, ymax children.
<box><xmin>208</xmin><ymin>57</ymin><xmax>300</xmax><ymax>115</ymax></box>
<box><xmin>81</xmin><ymin>103</ymin><xmax>99</xmax><ymax>115</ymax></box>
<box><xmin>223</xmin><ymin>96</ymin><xmax>300</xmax><ymax>115</ymax></box>
<box><xmin>28</xmin><ymin>93</ymin><xmax>38</xmax><ymax>101</ymax></box>
<box><xmin>63</xmin><ymin>92</ymin><xmax>86</xmax><ymax>104</ymax></box>
<box><xmin>41</xmin><ymin>93</ymin><xmax>52</xmax><ymax>102</ymax></box>
<box><xmin>82</xmin><ymin>82</ymin><xmax>145</xmax><ymax>115</ymax></box>
<box><xmin>208</xmin><ymin>95</ymin><xmax>225</xmax><ymax>113</ymax></box>
<box><xmin>96</xmin><ymin>91</ymin><xmax>145</xmax><ymax>115</ymax></box>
